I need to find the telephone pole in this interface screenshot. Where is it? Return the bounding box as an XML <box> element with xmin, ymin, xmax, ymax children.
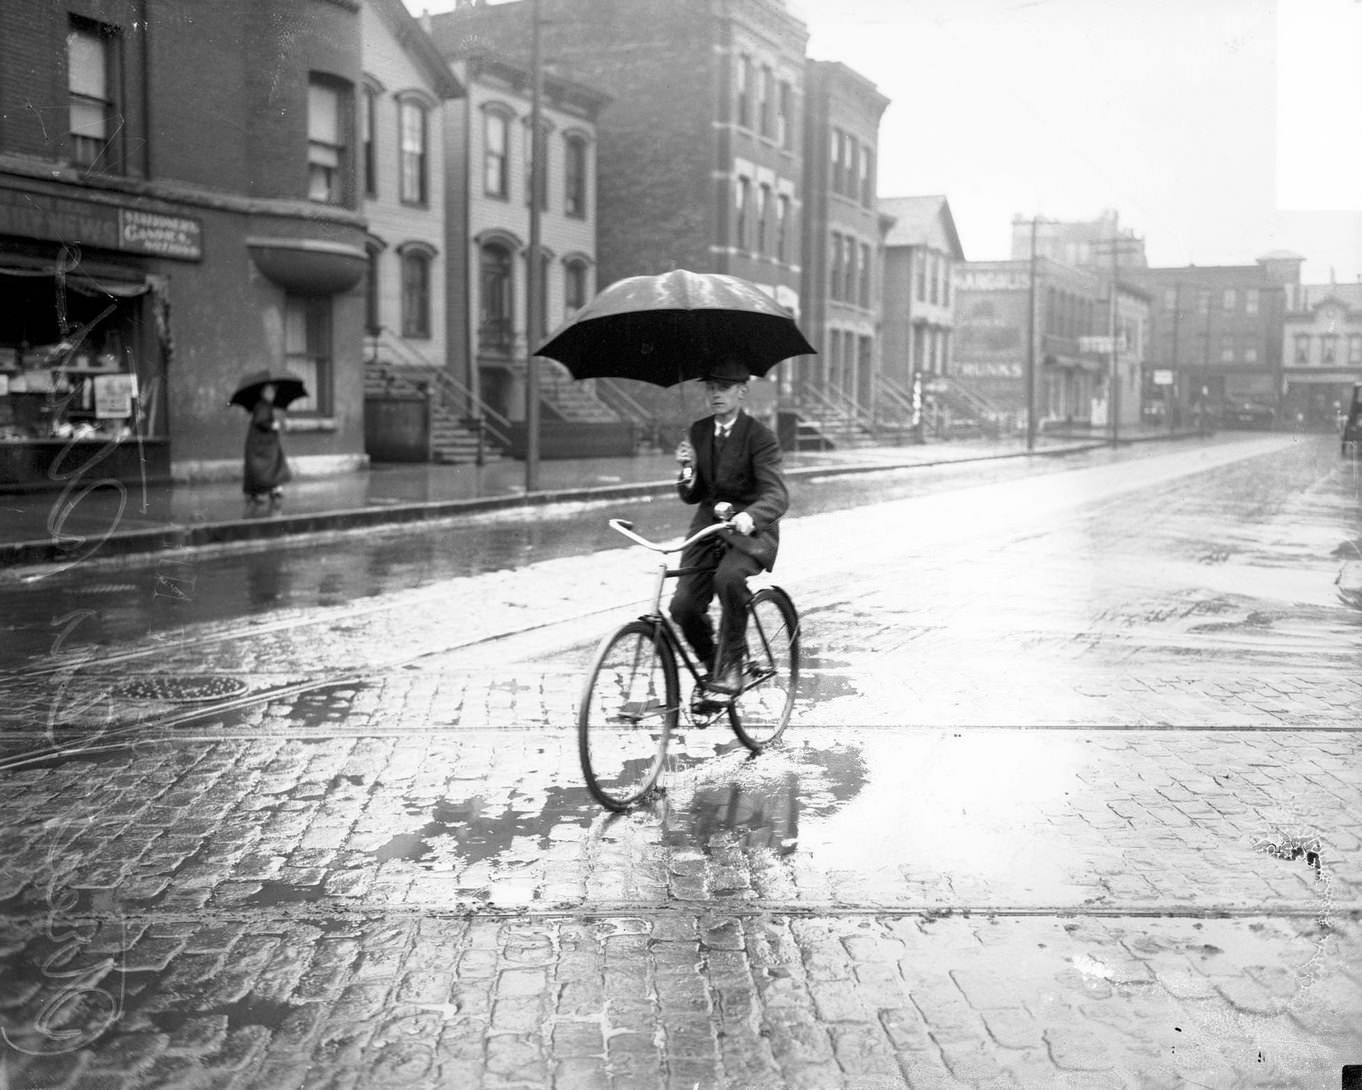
<box><xmin>1092</xmin><ymin>223</ymin><xmax>1143</xmax><ymax>447</ymax></box>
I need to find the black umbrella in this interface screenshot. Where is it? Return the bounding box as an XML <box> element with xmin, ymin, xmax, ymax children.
<box><xmin>229</xmin><ymin>369</ymin><xmax>309</xmax><ymax>411</ymax></box>
<box><xmin>536</xmin><ymin>269</ymin><xmax>815</xmax><ymax>387</ymax></box>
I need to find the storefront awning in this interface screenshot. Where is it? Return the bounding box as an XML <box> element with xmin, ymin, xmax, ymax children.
<box><xmin>246</xmin><ymin>237</ymin><xmax>366</xmax><ymax>295</ymax></box>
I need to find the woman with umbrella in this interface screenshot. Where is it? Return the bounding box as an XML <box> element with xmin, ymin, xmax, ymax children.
<box><xmin>231</xmin><ymin>369</ymin><xmax>305</xmax><ymax>514</ymax></box>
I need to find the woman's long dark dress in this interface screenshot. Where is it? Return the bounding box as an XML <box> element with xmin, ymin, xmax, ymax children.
<box><xmin>242</xmin><ymin>401</ymin><xmax>291</xmax><ymax>497</ymax></box>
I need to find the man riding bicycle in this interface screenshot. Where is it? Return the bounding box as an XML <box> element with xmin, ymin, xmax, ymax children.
<box><xmin>670</xmin><ymin>353</ymin><xmax>789</xmax><ymax>695</ymax></box>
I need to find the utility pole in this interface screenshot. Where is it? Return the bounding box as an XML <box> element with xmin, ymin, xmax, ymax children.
<box><xmin>1026</xmin><ymin>216</ymin><xmax>1038</xmax><ymax>451</ymax></box>
<box><xmin>524</xmin><ymin>0</ymin><xmax>544</xmax><ymax>492</ymax></box>
<box><xmin>1093</xmin><ymin>223</ymin><xmax>1143</xmax><ymax>447</ymax></box>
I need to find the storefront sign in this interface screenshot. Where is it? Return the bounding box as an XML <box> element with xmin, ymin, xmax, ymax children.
<box><xmin>955</xmin><ymin>361</ymin><xmax>1023</xmax><ymax>378</ymax></box>
<box><xmin>93</xmin><ymin>373</ymin><xmax>138</xmax><ymax>418</ymax></box>
<box><xmin>955</xmin><ymin>269</ymin><xmax>1030</xmax><ymax>292</ymax></box>
<box><xmin>0</xmin><ymin>189</ymin><xmax>202</xmax><ymax>261</ymax></box>
<box><xmin>1152</xmin><ymin>369</ymin><xmax>1174</xmax><ymax>385</ymax></box>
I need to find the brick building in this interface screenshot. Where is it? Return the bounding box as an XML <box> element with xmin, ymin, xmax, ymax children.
<box><xmin>1281</xmin><ymin>281</ymin><xmax>1362</xmax><ymax>430</ymax></box>
<box><xmin>800</xmin><ymin>60</ymin><xmax>889</xmax><ymax>412</ymax></box>
<box><xmin>430</xmin><ymin>0</ymin><xmax>807</xmax><ymax>426</ymax></box>
<box><xmin>1128</xmin><ymin>253</ymin><xmax>1301</xmax><ymax>424</ymax></box>
<box><xmin>0</xmin><ymin>0</ymin><xmax>371</xmax><ymax>488</ymax></box>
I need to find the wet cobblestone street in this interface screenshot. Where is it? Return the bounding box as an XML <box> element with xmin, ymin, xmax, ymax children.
<box><xmin>2</xmin><ymin>435</ymin><xmax>1360</xmax><ymax>1087</ymax></box>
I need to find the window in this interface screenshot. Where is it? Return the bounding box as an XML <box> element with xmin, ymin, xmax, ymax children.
<box><xmin>564</xmin><ymin>134</ymin><xmax>588</xmax><ymax>218</ymax></box>
<box><xmin>776</xmin><ymin>194</ymin><xmax>790</xmax><ymax>261</ymax></box>
<box><xmin>1295</xmin><ymin>335</ymin><xmax>1310</xmax><ymax>364</ymax></box>
<box><xmin>1351</xmin><ymin>334</ymin><xmax>1362</xmax><ymax>365</ymax></box>
<box><xmin>736</xmin><ymin>54</ymin><xmax>752</xmax><ymax>128</ymax></box>
<box><xmin>564</xmin><ymin>259</ymin><xmax>589</xmax><ymax>318</ymax></box>
<box><xmin>844</xmin><ymin>238</ymin><xmax>857</xmax><ymax>302</ymax></box>
<box><xmin>1245</xmin><ymin>288</ymin><xmax>1260</xmax><ymax>315</ymax></box>
<box><xmin>941</xmin><ymin>259</ymin><xmax>950</xmax><ymax>306</ymax></box>
<box><xmin>364</xmin><ymin>246</ymin><xmax>381</xmax><ymax>335</ymax></box>
<box><xmin>1322</xmin><ymin>334</ymin><xmax>1338</xmax><ymax>364</ymax></box>
<box><xmin>860</xmin><ymin>147</ymin><xmax>873</xmax><ymax>205</ymax></box>
<box><xmin>1243</xmin><ymin>343</ymin><xmax>1258</xmax><ymax>364</ymax></box>
<box><xmin>829</xmin><ymin>231</ymin><xmax>843</xmax><ymax>301</ymax></box>
<box><xmin>1196</xmin><ymin>288</ymin><xmax>1210</xmax><ymax>314</ymax></box>
<box><xmin>1222</xmin><ymin>288</ymin><xmax>1237</xmax><ymax>311</ymax></box>
<box><xmin>284</xmin><ymin>296</ymin><xmax>331</xmax><ymax>414</ymax></box>
<box><xmin>1220</xmin><ymin>334</ymin><xmax>1235</xmax><ymax>363</ymax></box>
<box><xmin>735</xmin><ymin>176</ymin><xmax>750</xmax><ymax>249</ymax></box>
<box><xmin>831</xmin><ymin>130</ymin><xmax>843</xmax><ymax>194</ymax></box>
<box><xmin>845</xmin><ymin>136</ymin><xmax>858</xmax><ymax>198</ymax></box>
<box><xmin>68</xmin><ymin>20</ymin><xmax>119</xmax><ymax>172</ymax></box>
<box><xmin>759</xmin><ymin>66</ymin><xmax>773</xmax><ymax>137</ymax></box>
<box><xmin>361</xmin><ymin>86</ymin><xmax>378</xmax><ymax>198</ymax></box>
<box><xmin>401</xmin><ymin>247</ymin><xmax>432</xmax><ymax>338</ymax></box>
<box><xmin>483</xmin><ymin>109</ymin><xmax>509</xmax><ymax>198</ymax></box>
<box><xmin>756</xmin><ymin>184</ymin><xmax>770</xmax><ymax>254</ymax></box>
<box><xmin>308</xmin><ymin>78</ymin><xmax>347</xmax><ymax>204</ymax></box>
<box><xmin>929</xmin><ymin>253</ymin><xmax>939</xmax><ymax>305</ymax></box>
<box><xmin>914</xmin><ymin>249</ymin><xmax>926</xmax><ymax>302</ymax></box>
<box><xmin>859</xmin><ymin>242</ymin><xmax>871</xmax><ymax>307</ymax></box>
<box><xmin>479</xmin><ymin>243</ymin><xmax>514</xmax><ymax>351</ymax></box>
<box><xmin>523</xmin><ymin>122</ymin><xmax>548</xmax><ymax>209</ymax></box>
<box><xmin>777</xmin><ymin>81</ymin><xmax>792</xmax><ymax>148</ymax></box>
<box><xmin>398</xmin><ymin>99</ymin><xmax>428</xmax><ymax>205</ymax></box>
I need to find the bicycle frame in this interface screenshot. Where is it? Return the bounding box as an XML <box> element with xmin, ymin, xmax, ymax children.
<box><xmin>608</xmin><ymin>517</ymin><xmax>726</xmax><ymax>686</ymax></box>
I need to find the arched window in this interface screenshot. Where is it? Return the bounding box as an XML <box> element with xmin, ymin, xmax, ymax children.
<box><xmin>482</xmin><ymin>104</ymin><xmax>512</xmax><ymax>199</ymax></box>
<box><xmin>398</xmin><ymin>96</ymin><xmax>429</xmax><ymax>204</ymax></box>
<box><xmin>400</xmin><ymin>244</ymin><xmax>434</xmax><ymax>339</ymax></box>
<box><xmin>564</xmin><ymin>133</ymin><xmax>589</xmax><ymax>218</ymax></box>
<box><xmin>479</xmin><ymin>242</ymin><xmax>514</xmax><ymax>351</ymax></box>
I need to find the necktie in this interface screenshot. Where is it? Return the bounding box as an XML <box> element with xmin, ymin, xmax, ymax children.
<box><xmin>714</xmin><ymin>424</ymin><xmax>728</xmax><ymax>461</ymax></box>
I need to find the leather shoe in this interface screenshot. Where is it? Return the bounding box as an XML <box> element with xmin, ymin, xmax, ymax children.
<box><xmin>705</xmin><ymin>663</ymin><xmax>742</xmax><ymax>694</ymax></box>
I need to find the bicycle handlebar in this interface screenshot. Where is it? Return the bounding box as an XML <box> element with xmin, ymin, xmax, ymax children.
<box><xmin>608</xmin><ymin>517</ymin><xmax>732</xmax><ymax>554</ymax></box>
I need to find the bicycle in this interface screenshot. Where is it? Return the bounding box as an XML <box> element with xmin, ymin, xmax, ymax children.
<box><xmin>577</xmin><ymin>516</ymin><xmax>800</xmax><ymax>811</ymax></box>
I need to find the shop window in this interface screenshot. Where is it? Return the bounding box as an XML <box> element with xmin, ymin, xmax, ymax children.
<box><xmin>564</xmin><ymin>134</ymin><xmax>588</xmax><ymax>218</ymax></box>
<box><xmin>68</xmin><ymin>19</ymin><xmax>121</xmax><ymax>173</ymax></box>
<box><xmin>483</xmin><ymin>107</ymin><xmax>510</xmax><ymax>199</ymax></box>
<box><xmin>400</xmin><ymin>246</ymin><xmax>432</xmax><ymax>339</ymax></box>
<box><xmin>399</xmin><ymin>98</ymin><xmax>428</xmax><ymax>205</ymax></box>
<box><xmin>284</xmin><ymin>296</ymin><xmax>331</xmax><ymax>414</ymax></box>
<box><xmin>308</xmin><ymin>77</ymin><xmax>349</xmax><ymax>205</ymax></box>
<box><xmin>479</xmin><ymin>242</ymin><xmax>514</xmax><ymax>352</ymax></box>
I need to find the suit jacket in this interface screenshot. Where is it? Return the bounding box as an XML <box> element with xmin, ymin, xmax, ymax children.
<box><xmin>677</xmin><ymin>410</ymin><xmax>789</xmax><ymax>570</ymax></box>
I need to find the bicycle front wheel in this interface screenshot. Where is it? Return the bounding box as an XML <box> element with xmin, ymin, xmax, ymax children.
<box><xmin>578</xmin><ymin>620</ymin><xmax>678</xmax><ymax>810</ymax></box>
<box><xmin>729</xmin><ymin>587</ymin><xmax>800</xmax><ymax>752</ymax></box>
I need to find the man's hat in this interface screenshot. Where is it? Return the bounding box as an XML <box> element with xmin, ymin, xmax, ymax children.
<box><xmin>701</xmin><ymin>354</ymin><xmax>750</xmax><ymax>385</ymax></box>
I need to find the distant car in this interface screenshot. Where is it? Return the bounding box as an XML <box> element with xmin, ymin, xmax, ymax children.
<box><xmin>1221</xmin><ymin>401</ymin><xmax>1275</xmax><ymax>429</ymax></box>
<box><xmin>1343</xmin><ymin>383</ymin><xmax>1362</xmax><ymax>458</ymax></box>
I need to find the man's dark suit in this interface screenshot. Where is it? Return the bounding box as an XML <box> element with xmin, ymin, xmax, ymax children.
<box><xmin>669</xmin><ymin>409</ymin><xmax>789</xmax><ymax>672</ymax></box>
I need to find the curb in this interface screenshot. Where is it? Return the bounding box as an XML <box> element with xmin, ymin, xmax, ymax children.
<box><xmin>0</xmin><ymin>434</ymin><xmax>1191</xmax><ymax>568</ymax></box>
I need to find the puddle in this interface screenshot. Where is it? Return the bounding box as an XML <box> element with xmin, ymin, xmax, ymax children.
<box><xmin>245</xmin><ymin>881</ymin><xmax>328</xmax><ymax>906</ymax></box>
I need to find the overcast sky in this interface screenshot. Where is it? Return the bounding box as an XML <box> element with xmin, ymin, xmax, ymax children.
<box><xmin>409</xmin><ymin>0</ymin><xmax>1362</xmax><ymax>284</ymax></box>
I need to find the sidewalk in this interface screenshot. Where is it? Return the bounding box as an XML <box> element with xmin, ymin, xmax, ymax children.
<box><xmin>0</xmin><ymin>426</ymin><xmax>1193</xmax><ymax>566</ymax></box>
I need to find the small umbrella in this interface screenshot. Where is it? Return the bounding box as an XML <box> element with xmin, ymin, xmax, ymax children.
<box><xmin>229</xmin><ymin>369</ymin><xmax>309</xmax><ymax>411</ymax></box>
<box><xmin>536</xmin><ymin>269</ymin><xmax>815</xmax><ymax>387</ymax></box>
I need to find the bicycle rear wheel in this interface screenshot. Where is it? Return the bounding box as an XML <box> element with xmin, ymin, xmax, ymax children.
<box><xmin>729</xmin><ymin>587</ymin><xmax>800</xmax><ymax>752</ymax></box>
<box><xmin>578</xmin><ymin>620</ymin><xmax>678</xmax><ymax>810</ymax></box>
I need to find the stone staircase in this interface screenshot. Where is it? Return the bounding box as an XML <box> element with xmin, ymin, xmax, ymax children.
<box><xmin>533</xmin><ymin>361</ymin><xmax>621</xmax><ymax>424</ymax></box>
<box><xmin>364</xmin><ymin>358</ymin><xmax>507</xmax><ymax>465</ymax></box>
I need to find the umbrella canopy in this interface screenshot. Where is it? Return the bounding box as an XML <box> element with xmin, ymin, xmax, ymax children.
<box><xmin>229</xmin><ymin>369</ymin><xmax>309</xmax><ymax>411</ymax></box>
<box><xmin>536</xmin><ymin>269</ymin><xmax>815</xmax><ymax>387</ymax></box>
